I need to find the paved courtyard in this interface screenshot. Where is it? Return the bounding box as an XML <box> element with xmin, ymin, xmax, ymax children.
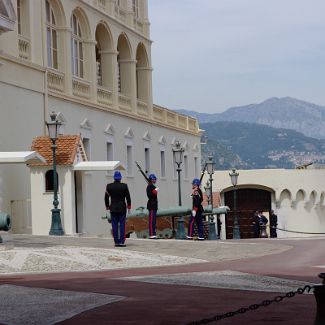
<box><xmin>0</xmin><ymin>233</ymin><xmax>324</xmax><ymax>324</ymax></box>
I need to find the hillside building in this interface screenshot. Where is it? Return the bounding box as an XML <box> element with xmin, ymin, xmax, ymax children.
<box><xmin>0</xmin><ymin>0</ymin><xmax>201</xmax><ymax>236</ymax></box>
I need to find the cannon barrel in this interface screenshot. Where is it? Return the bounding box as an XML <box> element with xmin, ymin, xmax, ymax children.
<box><xmin>102</xmin><ymin>205</ymin><xmax>229</xmax><ymax>221</ymax></box>
<box><xmin>0</xmin><ymin>212</ymin><xmax>11</xmax><ymax>231</ymax></box>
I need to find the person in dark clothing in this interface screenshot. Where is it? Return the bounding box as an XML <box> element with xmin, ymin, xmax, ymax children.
<box><xmin>252</xmin><ymin>210</ymin><xmax>260</xmax><ymax>238</ymax></box>
<box><xmin>258</xmin><ymin>210</ymin><xmax>268</xmax><ymax>238</ymax></box>
<box><xmin>147</xmin><ymin>174</ymin><xmax>158</xmax><ymax>239</ymax></box>
<box><xmin>105</xmin><ymin>171</ymin><xmax>131</xmax><ymax>247</ymax></box>
<box><xmin>270</xmin><ymin>210</ymin><xmax>278</xmax><ymax>238</ymax></box>
<box><xmin>187</xmin><ymin>178</ymin><xmax>204</xmax><ymax>240</ymax></box>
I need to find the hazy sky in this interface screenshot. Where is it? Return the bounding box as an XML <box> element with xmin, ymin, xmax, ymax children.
<box><xmin>149</xmin><ymin>0</ymin><xmax>325</xmax><ymax>113</ymax></box>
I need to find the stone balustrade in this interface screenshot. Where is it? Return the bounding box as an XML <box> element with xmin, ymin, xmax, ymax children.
<box><xmin>18</xmin><ymin>35</ymin><xmax>30</xmax><ymax>60</ymax></box>
<box><xmin>47</xmin><ymin>70</ymin><xmax>65</xmax><ymax>93</ymax></box>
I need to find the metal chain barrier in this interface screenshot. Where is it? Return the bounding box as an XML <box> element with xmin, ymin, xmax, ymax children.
<box><xmin>187</xmin><ymin>284</ymin><xmax>313</xmax><ymax>325</ymax></box>
<box><xmin>277</xmin><ymin>228</ymin><xmax>325</xmax><ymax>235</ymax></box>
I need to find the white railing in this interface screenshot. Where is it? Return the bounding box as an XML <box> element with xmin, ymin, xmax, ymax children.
<box><xmin>178</xmin><ymin>115</ymin><xmax>187</xmax><ymax>129</ymax></box>
<box><xmin>18</xmin><ymin>35</ymin><xmax>31</xmax><ymax>60</ymax></box>
<box><xmin>136</xmin><ymin>99</ymin><xmax>149</xmax><ymax>116</ymax></box>
<box><xmin>118</xmin><ymin>93</ymin><xmax>131</xmax><ymax>111</ymax></box>
<box><xmin>72</xmin><ymin>78</ymin><xmax>91</xmax><ymax>99</ymax></box>
<box><xmin>47</xmin><ymin>69</ymin><xmax>65</xmax><ymax>93</ymax></box>
<box><xmin>97</xmin><ymin>87</ymin><xmax>113</xmax><ymax>106</ymax></box>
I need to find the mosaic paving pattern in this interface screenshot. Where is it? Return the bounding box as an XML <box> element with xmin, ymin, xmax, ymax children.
<box><xmin>122</xmin><ymin>270</ymin><xmax>315</xmax><ymax>293</ymax></box>
<box><xmin>0</xmin><ymin>246</ymin><xmax>205</xmax><ymax>274</ymax></box>
<box><xmin>0</xmin><ymin>284</ymin><xmax>124</xmax><ymax>325</ymax></box>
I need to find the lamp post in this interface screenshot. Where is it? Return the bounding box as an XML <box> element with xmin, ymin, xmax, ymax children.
<box><xmin>46</xmin><ymin>112</ymin><xmax>64</xmax><ymax>235</ymax></box>
<box><xmin>229</xmin><ymin>168</ymin><xmax>240</xmax><ymax>239</ymax></box>
<box><xmin>173</xmin><ymin>140</ymin><xmax>185</xmax><ymax>239</ymax></box>
<box><xmin>206</xmin><ymin>156</ymin><xmax>217</xmax><ymax>240</ymax></box>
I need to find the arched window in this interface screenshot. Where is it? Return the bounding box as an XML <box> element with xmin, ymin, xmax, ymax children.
<box><xmin>45</xmin><ymin>170</ymin><xmax>59</xmax><ymax>192</ymax></box>
<box><xmin>71</xmin><ymin>13</ymin><xmax>84</xmax><ymax>78</ymax></box>
<box><xmin>46</xmin><ymin>0</ymin><xmax>58</xmax><ymax>69</ymax></box>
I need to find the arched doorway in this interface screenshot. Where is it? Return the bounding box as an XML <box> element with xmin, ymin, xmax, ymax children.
<box><xmin>224</xmin><ymin>188</ymin><xmax>271</xmax><ymax>239</ymax></box>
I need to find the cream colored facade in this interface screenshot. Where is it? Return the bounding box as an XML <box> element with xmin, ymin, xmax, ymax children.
<box><xmin>0</xmin><ymin>0</ymin><xmax>202</xmax><ymax>235</ymax></box>
<box><xmin>208</xmin><ymin>168</ymin><xmax>325</xmax><ymax>238</ymax></box>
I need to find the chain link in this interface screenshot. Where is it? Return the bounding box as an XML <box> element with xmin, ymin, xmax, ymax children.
<box><xmin>187</xmin><ymin>284</ymin><xmax>313</xmax><ymax>325</ymax></box>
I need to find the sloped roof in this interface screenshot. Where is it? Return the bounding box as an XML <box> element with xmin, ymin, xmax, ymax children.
<box><xmin>30</xmin><ymin>135</ymin><xmax>85</xmax><ymax>166</ymax></box>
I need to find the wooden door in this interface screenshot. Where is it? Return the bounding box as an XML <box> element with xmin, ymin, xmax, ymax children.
<box><xmin>225</xmin><ymin>189</ymin><xmax>271</xmax><ymax>239</ymax></box>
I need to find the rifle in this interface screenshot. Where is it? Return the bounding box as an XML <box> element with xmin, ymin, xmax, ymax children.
<box><xmin>200</xmin><ymin>162</ymin><xmax>208</xmax><ymax>183</ymax></box>
<box><xmin>135</xmin><ymin>161</ymin><xmax>150</xmax><ymax>184</ymax></box>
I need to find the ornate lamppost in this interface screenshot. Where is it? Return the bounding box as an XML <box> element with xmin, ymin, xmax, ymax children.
<box><xmin>229</xmin><ymin>168</ymin><xmax>240</xmax><ymax>239</ymax></box>
<box><xmin>172</xmin><ymin>140</ymin><xmax>185</xmax><ymax>239</ymax></box>
<box><xmin>206</xmin><ymin>156</ymin><xmax>217</xmax><ymax>240</ymax></box>
<box><xmin>46</xmin><ymin>112</ymin><xmax>64</xmax><ymax>235</ymax></box>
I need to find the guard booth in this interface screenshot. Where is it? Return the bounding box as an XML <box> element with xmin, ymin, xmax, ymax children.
<box><xmin>29</xmin><ymin>135</ymin><xmax>125</xmax><ymax>236</ymax></box>
<box><xmin>0</xmin><ymin>151</ymin><xmax>46</xmax><ymax>234</ymax></box>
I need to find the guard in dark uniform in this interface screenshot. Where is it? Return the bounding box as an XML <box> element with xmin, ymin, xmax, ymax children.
<box><xmin>252</xmin><ymin>210</ymin><xmax>260</xmax><ymax>238</ymax></box>
<box><xmin>270</xmin><ymin>210</ymin><xmax>278</xmax><ymax>238</ymax></box>
<box><xmin>147</xmin><ymin>174</ymin><xmax>158</xmax><ymax>239</ymax></box>
<box><xmin>187</xmin><ymin>178</ymin><xmax>204</xmax><ymax>240</ymax></box>
<box><xmin>105</xmin><ymin>171</ymin><xmax>131</xmax><ymax>247</ymax></box>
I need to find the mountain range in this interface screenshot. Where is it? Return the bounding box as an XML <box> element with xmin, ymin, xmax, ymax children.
<box><xmin>177</xmin><ymin>97</ymin><xmax>325</xmax><ymax>139</ymax></box>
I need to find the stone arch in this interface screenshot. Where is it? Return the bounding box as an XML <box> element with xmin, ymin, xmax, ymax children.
<box><xmin>279</xmin><ymin>189</ymin><xmax>292</xmax><ymax>207</ymax></box>
<box><xmin>136</xmin><ymin>42</ymin><xmax>150</xmax><ymax>102</ymax></box>
<box><xmin>320</xmin><ymin>192</ymin><xmax>325</xmax><ymax>207</ymax></box>
<box><xmin>293</xmin><ymin>189</ymin><xmax>306</xmax><ymax>209</ymax></box>
<box><xmin>305</xmin><ymin>190</ymin><xmax>317</xmax><ymax>211</ymax></box>
<box><xmin>47</xmin><ymin>0</ymin><xmax>66</xmax><ymax>26</ymax></box>
<box><xmin>117</xmin><ymin>33</ymin><xmax>132</xmax><ymax>95</ymax></box>
<box><xmin>71</xmin><ymin>7</ymin><xmax>91</xmax><ymax>39</ymax></box>
<box><xmin>95</xmin><ymin>22</ymin><xmax>114</xmax><ymax>89</ymax></box>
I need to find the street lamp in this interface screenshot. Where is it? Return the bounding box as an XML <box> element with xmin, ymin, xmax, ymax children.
<box><xmin>172</xmin><ymin>140</ymin><xmax>185</xmax><ymax>239</ymax></box>
<box><xmin>46</xmin><ymin>111</ymin><xmax>64</xmax><ymax>235</ymax></box>
<box><xmin>206</xmin><ymin>156</ymin><xmax>217</xmax><ymax>240</ymax></box>
<box><xmin>229</xmin><ymin>168</ymin><xmax>240</xmax><ymax>239</ymax></box>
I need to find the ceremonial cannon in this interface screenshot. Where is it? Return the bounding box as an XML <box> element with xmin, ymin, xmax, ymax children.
<box><xmin>0</xmin><ymin>212</ymin><xmax>11</xmax><ymax>243</ymax></box>
<box><xmin>102</xmin><ymin>205</ymin><xmax>229</xmax><ymax>221</ymax></box>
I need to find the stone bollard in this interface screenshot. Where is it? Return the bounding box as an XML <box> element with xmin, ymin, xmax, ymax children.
<box><xmin>314</xmin><ymin>273</ymin><xmax>325</xmax><ymax>325</ymax></box>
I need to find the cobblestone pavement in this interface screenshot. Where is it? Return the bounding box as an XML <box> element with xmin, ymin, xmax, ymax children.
<box><xmin>0</xmin><ymin>234</ymin><xmax>324</xmax><ymax>324</ymax></box>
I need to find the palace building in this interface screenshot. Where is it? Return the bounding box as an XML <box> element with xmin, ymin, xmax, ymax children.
<box><xmin>0</xmin><ymin>0</ymin><xmax>202</xmax><ymax>236</ymax></box>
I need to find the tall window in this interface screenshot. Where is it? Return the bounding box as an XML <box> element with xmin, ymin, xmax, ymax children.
<box><xmin>127</xmin><ymin>145</ymin><xmax>133</xmax><ymax>176</ymax></box>
<box><xmin>46</xmin><ymin>0</ymin><xmax>58</xmax><ymax>69</ymax></box>
<box><xmin>82</xmin><ymin>137</ymin><xmax>90</xmax><ymax>159</ymax></box>
<box><xmin>17</xmin><ymin>0</ymin><xmax>22</xmax><ymax>34</ymax></box>
<box><xmin>184</xmin><ymin>155</ymin><xmax>189</xmax><ymax>179</ymax></box>
<box><xmin>132</xmin><ymin>0</ymin><xmax>139</xmax><ymax>18</ymax></box>
<box><xmin>145</xmin><ymin>148</ymin><xmax>150</xmax><ymax>174</ymax></box>
<box><xmin>106</xmin><ymin>142</ymin><xmax>113</xmax><ymax>161</ymax></box>
<box><xmin>117</xmin><ymin>54</ymin><xmax>121</xmax><ymax>92</ymax></box>
<box><xmin>71</xmin><ymin>14</ymin><xmax>84</xmax><ymax>78</ymax></box>
<box><xmin>160</xmin><ymin>150</ymin><xmax>166</xmax><ymax>178</ymax></box>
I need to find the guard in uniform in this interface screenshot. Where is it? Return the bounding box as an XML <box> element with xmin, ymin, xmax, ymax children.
<box><xmin>187</xmin><ymin>178</ymin><xmax>204</xmax><ymax>240</ymax></box>
<box><xmin>147</xmin><ymin>174</ymin><xmax>158</xmax><ymax>239</ymax></box>
<box><xmin>270</xmin><ymin>210</ymin><xmax>278</xmax><ymax>238</ymax></box>
<box><xmin>105</xmin><ymin>171</ymin><xmax>131</xmax><ymax>247</ymax></box>
<box><xmin>252</xmin><ymin>210</ymin><xmax>260</xmax><ymax>238</ymax></box>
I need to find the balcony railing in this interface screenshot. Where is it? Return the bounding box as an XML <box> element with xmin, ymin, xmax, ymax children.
<box><xmin>72</xmin><ymin>78</ymin><xmax>91</xmax><ymax>99</ymax></box>
<box><xmin>47</xmin><ymin>69</ymin><xmax>65</xmax><ymax>93</ymax></box>
<box><xmin>97</xmin><ymin>86</ymin><xmax>113</xmax><ymax>106</ymax></box>
<box><xmin>118</xmin><ymin>93</ymin><xmax>131</xmax><ymax>111</ymax></box>
<box><xmin>136</xmin><ymin>99</ymin><xmax>149</xmax><ymax>116</ymax></box>
<box><xmin>18</xmin><ymin>35</ymin><xmax>31</xmax><ymax>60</ymax></box>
